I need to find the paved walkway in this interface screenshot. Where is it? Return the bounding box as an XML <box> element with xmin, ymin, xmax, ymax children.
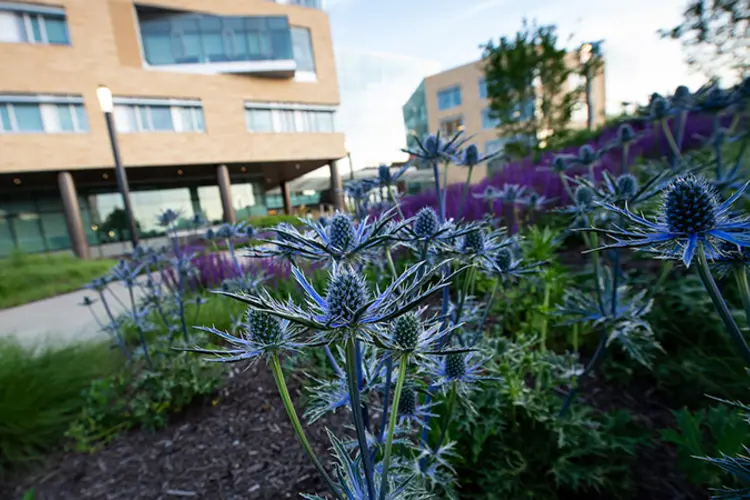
<box><xmin>0</xmin><ymin>281</ymin><xmax>146</xmax><ymax>348</ymax></box>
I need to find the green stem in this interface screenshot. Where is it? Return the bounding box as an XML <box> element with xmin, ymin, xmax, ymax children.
<box><xmin>558</xmin><ymin>172</ymin><xmax>574</xmax><ymax>203</ymax></box>
<box><xmin>660</xmin><ymin>119</ymin><xmax>683</xmax><ymax>162</ymax></box>
<box><xmin>345</xmin><ymin>337</ymin><xmax>377</xmax><ymax>500</ymax></box>
<box><xmin>733</xmin><ymin>265</ymin><xmax>750</xmax><ymax>329</ymax></box>
<box><xmin>385</xmin><ymin>248</ymin><xmax>397</xmax><ymax>278</ymax></box>
<box><xmin>455</xmin><ymin>266</ymin><xmax>476</xmax><ymax>324</ymax></box>
<box><xmin>540</xmin><ymin>281</ymin><xmax>550</xmax><ymax>353</ymax></box>
<box><xmin>696</xmin><ymin>245</ymin><xmax>750</xmax><ymax>366</ymax></box>
<box><xmin>378</xmin><ymin>355</ymin><xmax>408</xmax><ymax>500</ymax></box>
<box><xmin>572</xmin><ymin>323</ymin><xmax>579</xmax><ymax>352</ymax></box>
<box><xmin>586</xmin><ymin>225</ymin><xmax>605</xmax><ymax>316</ymax></box>
<box><xmin>437</xmin><ymin>385</ymin><xmax>457</xmax><ymax>449</ymax></box>
<box><xmin>269</xmin><ymin>353</ymin><xmax>341</xmax><ymax>499</ymax></box>
<box><xmin>457</xmin><ymin>165</ymin><xmax>474</xmax><ymax>220</ymax></box>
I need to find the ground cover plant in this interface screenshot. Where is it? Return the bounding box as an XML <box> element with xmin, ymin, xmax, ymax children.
<box><xmin>0</xmin><ymin>252</ymin><xmax>116</xmax><ymax>309</ymax></box>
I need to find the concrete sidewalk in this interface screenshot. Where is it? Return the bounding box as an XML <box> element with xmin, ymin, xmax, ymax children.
<box><xmin>0</xmin><ymin>281</ymin><xmax>146</xmax><ymax>348</ymax></box>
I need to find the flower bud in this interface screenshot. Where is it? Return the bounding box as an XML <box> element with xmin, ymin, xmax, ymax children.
<box><xmin>574</xmin><ymin>185</ymin><xmax>594</xmax><ymax>208</ymax></box>
<box><xmin>578</xmin><ymin>145</ymin><xmax>595</xmax><ymax>165</ymax></box>
<box><xmin>616</xmin><ymin>174</ymin><xmax>638</xmax><ymax>199</ymax></box>
<box><xmin>445</xmin><ymin>353</ymin><xmax>466</xmax><ymax>379</ymax></box>
<box><xmin>328</xmin><ymin>213</ymin><xmax>355</xmax><ymax>251</ymax></box>
<box><xmin>495</xmin><ymin>248</ymin><xmax>514</xmax><ymax>273</ymax></box>
<box><xmin>617</xmin><ymin>124</ymin><xmax>636</xmax><ymax>144</ymax></box>
<box><xmin>649</xmin><ymin>93</ymin><xmax>669</xmax><ymax>119</ymax></box>
<box><xmin>552</xmin><ymin>156</ymin><xmax>568</xmax><ymax>173</ymax></box>
<box><xmin>462</xmin><ymin>230</ymin><xmax>485</xmax><ymax>253</ymax></box>
<box><xmin>462</xmin><ymin>144</ymin><xmax>480</xmax><ymax>166</ymax></box>
<box><xmin>246</xmin><ymin>309</ymin><xmax>283</xmax><ymax>344</ymax></box>
<box><xmin>378</xmin><ymin>164</ymin><xmax>392</xmax><ymax>184</ymax></box>
<box><xmin>398</xmin><ymin>387</ymin><xmax>417</xmax><ymax>416</ymax></box>
<box><xmin>326</xmin><ymin>270</ymin><xmax>368</xmax><ymax>321</ymax></box>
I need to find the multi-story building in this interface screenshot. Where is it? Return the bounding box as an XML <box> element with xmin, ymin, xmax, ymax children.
<box><xmin>402</xmin><ymin>56</ymin><xmax>606</xmax><ymax>184</ymax></box>
<box><xmin>0</xmin><ymin>0</ymin><xmax>345</xmax><ymax>258</ymax></box>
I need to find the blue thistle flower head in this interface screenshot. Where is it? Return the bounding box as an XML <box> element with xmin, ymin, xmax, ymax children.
<box><xmin>617</xmin><ymin>123</ymin><xmax>637</xmax><ymax>145</ymax></box>
<box><xmin>578</xmin><ymin>144</ymin><xmax>596</xmax><ymax>165</ymax></box>
<box><xmin>494</xmin><ymin>247</ymin><xmax>513</xmax><ymax>273</ymax></box>
<box><xmin>672</xmin><ymin>85</ymin><xmax>692</xmax><ymax>110</ymax></box>
<box><xmin>246</xmin><ymin>309</ymin><xmax>284</xmax><ymax>344</ymax></box>
<box><xmin>245</xmin><ymin>224</ymin><xmax>256</xmax><ymax>239</ymax></box>
<box><xmin>327</xmin><ymin>213</ymin><xmax>356</xmax><ymax>251</ymax></box>
<box><xmin>698</xmin><ymin>85</ymin><xmax>733</xmax><ymax>112</ymax></box>
<box><xmin>461</xmin><ymin>229</ymin><xmax>485</xmax><ymax>254</ymax></box>
<box><xmin>552</xmin><ymin>155</ymin><xmax>570</xmax><ymax>173</ymax></box>
<box><xmin>575</xmin><ymin>185</ymin><xmax>594</xmax><ymax>208</ymax></box>
<box><xmin>397</xmin><ymin>387</ymin><xmax>417</xmax><ymax>416</ymax></box>
<box><xmin>649</xmin><ymin>93</ymin><xmax>670</xmax><ymax>120</ymax></box>
<box><xmin>325</xmin><ymin>269</ymin><xmax>369</xmax><ymax>322</ymax></box>
<box><xmin>216</xmin><ymin>223</ymin><xmax>232</xmax><ymax>239</ymax></box>
<box><xmin>378</xmin><ymin>164</ymin><xmax>392</xmax><ymax>185</ymax></box>
<box><xmin>664</xmin><ymin>176</ymin><xmax>717</xmax><ymax>234</ymax></box>
<box><xmin>616</xmin><ymin>174</ymin><xmax>639</xmax><ymax>200</ymax></box>
<box><xmin>461</xmin><ymin>144</ymin><xmax>480</xmax><ymax>167</ymax></box>
<box><xmin>414</xmin><ymin>207</ymin><xmax>439</xmax><ymax>238</ymax></box>
<box><xmin>204</xmin><ymin>228</ymin><xmax>215</xmax><ymax>240</ymax></box>
<box><xmin>157</xmin><ymin>208</ymin><xmax>181</xmax><ymax>227</ymax></box>
<box><xmin>191</xmin><ymin>213</ymin><xmax>206</xmax><ymax>226</ymax></box>
<box><xmin>423</xmin><ymin>134</ymin><xmax>440</xmax><ymax>157</ymax></box>
<box><xmin>444</xmin><ymin>353</ymin><xmax>466</xmax><ymax>380</ymax></box>
<box><xmin>392</xmin><ymin>313</ymin><xmax>420</xmax><ymax>350</ymax></box>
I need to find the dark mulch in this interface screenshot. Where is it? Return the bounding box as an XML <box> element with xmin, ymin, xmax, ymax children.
<box><xmin>1</xmin><ymin>363</ymin><xmax>348</xmax><ymax>500</ymax></box>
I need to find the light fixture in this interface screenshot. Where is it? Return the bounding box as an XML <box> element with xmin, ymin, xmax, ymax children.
<box><xmin>108</xmin><ymin>230</ymin><xmax>115</xmax><ymax>237</ymax></box>
<box><xmin>266</xmin><ymin>177</ymin><xmax>272</xmax><ymax>182</ymax></box>
<box><xmin>96</xmin><ymin>85</ymin><xmax>113</xmax><ymax>113</ymax></box>
<box><xmin>295</xmin><ymin>164</ymin><xmax>300</xmax><ymax>170</ymax></box>
<box><xmin>91</xmin><ymin>224</ymin><xmax>98</xmax><ymax>231</ymax></box>
<box><xmin>177</xmin><ymin>169</ymin><xmax>183</xmax><ymax>176</ymax></box>
<box><xmin>102</xmin><ymin>173</ymin><xmax>109</xmax><ymax>179</ymax></box>
<box><xmin>13</xmin><ymin>177</ymin><xmax>21</xmax><ymax>185</ymax></box>
<box><xmin>240</xmin><ymin>166</ymin><xmax>247</xmax><ymax>173</ymax></box>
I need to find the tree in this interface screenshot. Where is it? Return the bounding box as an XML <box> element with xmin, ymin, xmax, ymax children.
<box><xmin>99</xmin><ymin>208</ymin><xmax>141</xmax><ymax>242</ymax></box>
<box><xmin>660</xmin><ymin>0</ymin><xmax>749</xmax><ymax>80</ymax></box>
<box><xmin>482</xmin><ymin>19</ymin><xmax>591</xmax><ymax>157</ymax></box>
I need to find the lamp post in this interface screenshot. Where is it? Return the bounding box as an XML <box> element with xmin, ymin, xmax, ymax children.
<box><xmin>97</xmin><ymin>85</ymin><xmax>139</xmax><ymax>249</ymax></box>
<box><xmin>579</xmin><ymin>43</ymin><xmax>594</xmax><ymax>131</ymax></box>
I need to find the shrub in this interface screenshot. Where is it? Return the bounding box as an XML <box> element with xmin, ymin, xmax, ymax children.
<box><xmin>0</xmin><ymin>338</ymin><xmax>121</xmax><ymax>470</ymax></box>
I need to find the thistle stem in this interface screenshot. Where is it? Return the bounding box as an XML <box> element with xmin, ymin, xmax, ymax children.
<box><xmin>269</xmin><ymin>353</ymin><xmax>342</xmax><ymax>499</ymax></box>
<box><xmin>377</xmin><ymin>354</ymin><xmax>393</xmax><ymax>446</ymax></box>
<box><xmin>696</xmin><ymin>245</ymin><xmax>750</xmax><ymax>366</ymax></box>
<box><xmin>558</xmin><ymin>172</ymin><xmax>574</xmax><ymax>204</ymax></box>
<box><xmin>385</xmin><ymin>248</ymin><xmax>397</xmax><ymax>278</ymax></box>
<box><xmin>660</xmin><ymin>119</ymin><xmax>683</xmax><ymax>162</ymax></box>
<box><xmin>345</xmin><ymin>337</ymin><xmax>377</xmax><ymax>500</ymax></box>
<box><xmin>734</xmin><ymin>265</ymin><xmax>750</xmax><ymax>328</ymax></box>
<box><xmin>97</xmin><ymin>290</ymin><xmax>130</xmax><ymax>359</ymax></box>
<box><xmin>457</xmin><ymin>165</ymin><xmax>474</xmax><ymax>221</ymax></box>
<box><xmin>387</xmin><ymin>186</ymin><xmax>406</xmax><ymax>221</ymax></box>
<box><xmin>436</xmin><ymin>385</ymin><xmax>457</xmax><ymax>450</ymax></box>
<box><xmin>559</xmin><ymin>332</ymin><xmax>607</xmax><ymax>417</ymax></box>
<box><xmin>432</xmin><ymin>160</ymin><xmax>446</xmax><ymax>223</ymax></box>
<box><xmin>379</xmin><ymin>355</ymin><xmax>408</xmax><ymax>500</ymax></box>
<box><xmin>128</xmin><ymin>285</ymin><xmax>153</xmax><ymax>370</ymax></box>
<box><xmin>621</xmin><ymin>144</ymin><xmax>630</xmax><ymax>175</ymax></box>
<box><xmin>477</xmin><ymin>279</ymin><xmax>500</xmax><ymax>339</ymax></box>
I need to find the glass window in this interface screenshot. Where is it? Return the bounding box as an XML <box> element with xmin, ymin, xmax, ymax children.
<box><xmin>74</xmin><ymin>104</ymin><xmax>88</xmax><ymax>131</ymax></box>
<box><xmin>440</xmin><ymin>116</ymin><xmax>463</xmax><ymax>136</ymax></box>
<box><xmin>277</xmin><ymin>109</ymin><xmax>296</xmax><ymax>132</ymax></box>
<box><xmin>114</xmin><ymin>105</ymin><xmax>137</xmax><ymax>132</ymax></box>
<box><xmin>482</xmin><ymin>108</ymin><xmax>499</xmax><ymax>129</ymax></box>
<box><xmin>29</xmin><ymin>15</ymin><xmax>43</xmax><ymax>42</ymax></box>
<box><xmin>0</xmin><ymin>105</ymin><xmax>11</xmax><ymax>131</ymax></box>
<box><xmin>291</xmin><ymin>27</ymin><xmax>314</xmax><ymax>73</ymax></box>
<box><xmin>0</xmin><ymin>216</ymin><xmax>15</xmax><ymax>257</ymax></box>
<box><xmin>44</xmin><ymin>15</ymin><xmax>68</xmax><ymax>44</ymax></box>
<box><xmin>485</xmin><ymin>139</ymin><xmax>505</xmax><ymax>155</ymax></box>
<box><xmin>114</xmin><ymin>100</ymin><xmax>203</xmax><ymax>133</ymax></box>
<box><xmin>437</xmin><ymin>86</ymin><xmax>461</xmax><ymax>111</ymax></box>
<box><xmin>13</xmin><ymin>103</ymin><xmax>44</xmax><ymax>132</ymax></box>
<box><xmin>233</xmin><ymin>182</ymin><xmax>266</xmax><ymax>218</ymax></box>
<box><xmin>40</xmin><ymin>212</ymin><xmax>70</xmax><ymax>251</ymax></box>
<box><xmin>197</xmin><ymin>186</ymin><xmax>224</xmax><ymax>223</ymax></box>
<box><xmin>246</xmin><ymin>108</ymin><xmax>273</xmax><ymax>132</ymax></box>
<box><xmin>149</xmin><ymin>106</ymin><xmax>173</xmax><ymax>131</ymax></box>
<box><xmin>479</xmin><ymin>78</ymin><xmax>487</xmax><ymax>99</ymax></box>
<box><xmin>56</xmin><ymin>104</ymin><xmax>74</xmax><ymax>131</ymax></box>
<box><xmin>13</xmin><ymin>212</ymin><xmax>46</xmax><ymax>253</ymax></box>
<box><xmin>0</xmin><ymin>11</ymin><xmax>24</xmax><ymax>43</ymax></box>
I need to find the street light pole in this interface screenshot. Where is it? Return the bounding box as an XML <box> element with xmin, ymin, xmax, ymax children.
<box><xmin>97</xmin><ymin>85</ymin><xmax>139</xmax><ymax>249</ymax></box>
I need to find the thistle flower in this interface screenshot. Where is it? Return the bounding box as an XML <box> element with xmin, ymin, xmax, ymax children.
<box><xmin>454</xmin><ymin>143</ymin><xmax>501</xmax><ymax>168</ymax></box>
<box><xmin>216</xmin><ymin>221</ymin><xmax>248</xmax><ymax>240</ymax></box>
<box><xmin>616</xmin><ymin>174</ymin><xmax>639</xmax><ymax>200</ymax></box>
<box><xmin>251</xmin><ymin>209</ymin><xmax>408</xmax><ymax>265</ymax></box>
<box><xmin>671</xmin><ymin>85</ymin><xmax>692</xmax><ymax>111</ymax></box>
<box><xmin>483</xmin><ymin>247</ymin><xmax>544</xmax><ymax>281</ymax></box>
<box><xmin>646</xmin><ymin>93</ymin><xmax>672</xmax><ymax>120</ymax></box>
<box><xmin>427</xmin><ymin>351</ymin><xmax>492</xmax><ymax>396</ymax></box>
<box><xmin>216</xmin><ymin>261</ymin><xmax>456</xmax><ymax>342</ymax></box>
<box><xmin>414</xmin><ymin>207</ymin><xmax>439</xmax><ymax>239</ymax></box>
<box><xmin>594</xmin><ymin>175</ymin><xmax>750</xmax><ymax>266</ymax></box>
<box><xmin>402</xmin><ymin>131</ymin><xmax>468</xmax><ymax>163</ymax></box>
<box><xmin>517</xmin><ymin>190</ymin><xmax>554</xmax><ymax>211</ymax></box>
<box><xmin>157</xmin><ymin>208</ymin><xmax>181</xmax><ymax>228</ymax></box>
<box><xmin>695</xmin><ymin>85</ymin><xmax>735</xmax><ymax>113</ymax></box>
<box><xmin>186</xmin><ymin>307</ymin><xmax>308</xmax><ymax>363</ymax></box>
<box><xmin>372</xmin><ymin>309</ymin><xmax>461</xmax><ymax>358</ymax></box>
<box><xmin>473</xmin><ymin>183</ymin><xmax>528</xmax><ymax>204</ymax></box>
<box><xmin>396</xmin><ymin>386</ymin><xmax>438</xmax><ymax>430</ymax></box>
<box><xmin>109</xmin><ymin>259</ymin><xmax>143</xmax><ymax>287</ymax></box>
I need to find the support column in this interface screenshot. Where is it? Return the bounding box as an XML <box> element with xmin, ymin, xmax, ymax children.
<box><xmin>329</xmin><ymin>161</ymin><xmax>344</xmax><ymax>212</ymax></box>
<box><xmin>280</xmin><ymin>181</ymin><xmax>292</xmax><ymax>215</ymax></box>
<box><xmin>217</xmin><ymin>164</ymin><xmax>235</xmax><ymax>223</ymax></box>
<box><xmin>189</xmin><ymin>185</ymin><xmax>201</xmax><ymax>219</ymax></box>
<box><xmin>58</xmin><ymin>171</ymin><xmax>90</xmax><ymax>259</ymax></box>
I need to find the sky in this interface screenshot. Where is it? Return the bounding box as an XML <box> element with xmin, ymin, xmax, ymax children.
<box><xmin>317</xmin><ymin>0</ymin><xmax>721</xmax><ymax>175</ymax></box>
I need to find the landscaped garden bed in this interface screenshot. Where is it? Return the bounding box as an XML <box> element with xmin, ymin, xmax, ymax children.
<box><xmin>2</xmin><ymin>80</ymin><xmax>750</xmax><ymax>500</ymax></box>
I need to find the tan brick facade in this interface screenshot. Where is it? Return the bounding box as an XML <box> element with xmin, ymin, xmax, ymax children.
<box><xmin>0</xmin><ymin>0</ymin><xmax>346</xmax><ymax>174</ymax></box>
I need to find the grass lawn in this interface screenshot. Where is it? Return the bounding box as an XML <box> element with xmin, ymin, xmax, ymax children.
<box><xmin>0</xmin><ymin>252</ymin><xmax>116</xmax><ymax>309</ymax></box>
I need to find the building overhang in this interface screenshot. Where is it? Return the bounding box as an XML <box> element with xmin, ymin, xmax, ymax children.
<box><xmin>144</xmin><ymin>59</ymin><xmax>297</xmax><ymax>78</ymax></box>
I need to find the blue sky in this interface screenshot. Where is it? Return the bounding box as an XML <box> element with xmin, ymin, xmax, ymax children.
<box><xmin>326</xmin><ymin>0</ymin><xmax>711</xmax><ymax>115</ymax></box>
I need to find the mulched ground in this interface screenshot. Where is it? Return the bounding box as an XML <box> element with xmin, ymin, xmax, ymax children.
<box><xmin>1</xmin><ymin>363</ymin><xmax>348</xmax><ymax>500</ymax></box>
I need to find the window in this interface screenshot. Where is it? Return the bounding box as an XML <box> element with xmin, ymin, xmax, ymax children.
<box><xmin>437</xmin><ymin>85</ymin><xmax>461</xmax><ymax>111</ymax></box>
<box><xmin>113</xmin><ymin>98</ymin><xmax>206</xmax><ymax>133</ymax></box>
<box><xmin>0</xmin><ymin>3</ymin><xmax>69</xmax><ymax>45</ymax></box>
<box><xmin>482</xmin><ymin>107</ymin><xmax>499</xmax><ymax>129</ymax></box>
<box><xmin>291</xmin><ymin>27</ymin><xmax>315</xmax><ymax>73</ymax></box>
<box><xmin>440</xmin><ymin>116</ymin><xmax>463</xmax><ymax>136</ymax></box>
<box><xmin>479</xmin><ymin>78</ymin><xmax>487</xmax><ymax>99</ymax></box>
<box><xmin>245</xmin><ymin>103</ymin><xmax>336</xmax><ymax>133</ymax></box>
<box><xmin>138</xmin><ymin>10</ymin><xmax>294</xmax><ymax>66</ymax></box>
<box><xmin>0</xmin><ymin>95</ymin><xmax>87</xmax><ymax>133</ymax></box>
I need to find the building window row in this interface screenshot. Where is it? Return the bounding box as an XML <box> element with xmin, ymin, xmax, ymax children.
<box><xmin>437</xmin><ymin>85</ymin><xmax>462</xmax><ymax>111</ymax></box>
<box><xmin>0</xmin><ymin>2</ymin><xmax>69</xmax><ymax>45</ymax></box>
<box><xmin>0</xmin><ymin>95</ymin><xmax>87</xmax><ymax>134</ymax></box>
<box><xmin>439</xmin><ymin>116</ymin><xmax>463</xmax><ymax>137</ymax></box>
<box><xmin>113</xmin><ymin>98</ymin><xmax>206</xmax><ymax>133</ymax></box>
<box><xmin>245</xmin><ymin>104</ymin><xmax>335</xmax><ymax>133</ymax></box>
